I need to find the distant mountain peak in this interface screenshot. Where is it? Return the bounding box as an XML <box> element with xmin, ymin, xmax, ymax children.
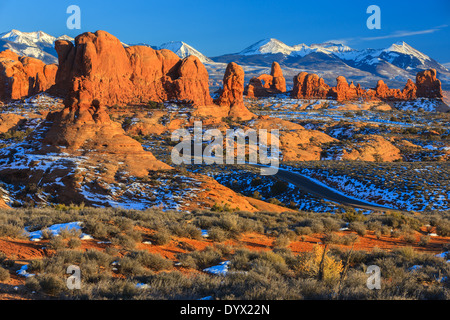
<box><xmin>239</xmin><ymin>38</ymin><xmax>300</xmax><ymax>56</ymax></box>
<box><xmin>158</xmin><ymin>41</ymin><xmax>212</xmax><ymax>63</ymax></box>
<box><xmin>383</xmin><ymin>41</ymin><xmax>432</xmax><ymax>65</ymax></box>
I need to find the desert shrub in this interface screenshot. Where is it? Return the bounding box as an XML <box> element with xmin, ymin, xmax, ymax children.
<box><xmin>49</xmin><ymin>236</ymin><xmax>66</xmax><ymax>250</ymax></box>
<box><xmin>367</xmin><ymin>221</ymin><xmax>383</xmax><ymax>232</ymax></box>
<box><xmin>171</xmin><ymin>223</ymin><xmax>202</xmax><ymax>240</ymax></box>
<box><xmin>391</xmin><ymin>229</ymin><xmax>402</xmax><ymax>238</ymax></box>
<box><xmin>418</xmin><ymin>235</ymin><xmax>431</xmax><ymax>247</ymax></box>
<box><xmin>151</xmin><ymin>229</ymin><xmax>172</xmax><ymax>245</ymax></box>
<box><xmin>297</xmin><ymin>245</ymin><xmax>343</xmax><ymax>282</ymax></box>
<box><xmin>25</xmin><ymin>277</ymin><xmax>41</xmax><ymax>292</ymax></box>
<box><xmin>403</xmin><ymin>233</ymin><xmax>416</xmax><ymax>244</ymax></box>
<box><xmin>322</xmin><ymin>233</ymin><xmax>342</xmax><ymax>244</ymax></box>
<box><xmin>322</xmin><ymin>217</ymin><xmax>342</xmax><ymax>232</ymax></box>
<box><xmin>67</xmin><ymin>238</ymin><xmax>82</xmax><ymax>249</ymax></box>
<box><xmin>0</xmin><ymin>266</ymin><xmax>10</xmax><ymax>281</ymax></box>
<box><xmin>349</xmin><ymin>221</ymin><xmax>367</xmax><ymax>236</ymax></box>
<box><xmin>341</xmin><ymin>209</ymin><xmax>366</xmax><ymax>222</ymax></box>
<box><xmin>436</xmin><ymin>220</ymin><xmax>450</xmax><ymax>237</ymax></box>
<box><xmin>117</xmin><ymin>257</ymin><xmax>147</xmax><ymax>276</ymax></box>
<box><xmin>295</xmin><ymin>226</ymin><xmax>312</xmax><ymax>236</ymax></box>
<box><xmin>37</xmin><ymin>274</ymin><xmax>66</xmax><ymax>296</ymax></box>
<box><xmin>176</xmin><ymin>254</ymin><xmax>198</xmax><ymax>269</ymax></box>
<box><xmin>310</xmin><ymin>220</ymin><xmax>325</xmax><ymax>233</ymax></box>
<box><xmin>59</xmin><ymin>227</ymin><xmax>82</xmax><ymax>240</ymax></box>
<box><xmin>83</xmin><ymin>220</ymin><xmax>118</xmax><ymax>239</ymax></box>
<box><xmin>394</xmin><ymin>246</ymin><xmax>418</xmax><ymax>261</ymax></box>
<box><xmin>274</xmin><ymin>234</ymin><xmax>291</xmax><ymax>248</ymax></box>
<box><xmin>208</xmin><ymin>227</ymin><xmax>228</xmax><ymax>242</ymax></box>
<box><xmin>128</xmin><ymin>251</ymin><xmax>172</xmax><ymax>271</ymax></box>
<box><xmin>114</xmin><ymin>217</ymin><xmax>134</xmax><ymax>232</ymax></box>
<box><xmin>187</xmin><ymin>247</ymin><xmax>222</xmax><ymax>270</ymax></box>
<box><xmin>28</xmin><ymin>259</ymin><xmax>45</xmax><ymax>273</ymax></box>
<box><xmin>112</xmin><ymin>234</ymin><xmax>138</xmax><ymax>250</ymax></box>
<box><xmin>0</xmin><ymin>224</ymin><xmax>25</xmax><ymax>238</ymax></box>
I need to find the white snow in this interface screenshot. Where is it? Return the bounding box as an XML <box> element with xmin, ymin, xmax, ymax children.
<box><xmin>201</xmin><ymin>229</ymin><xmax>209</xmax><ymax>237</ymax></box>
<box><xmin>25</xmin><ymin>222</ymin><xmax>92</xmax><ymax>242</ymax></box>
<box><xmin>16</xmin><ymin>265</ymin><xmax>35</xmax><ymax>278</ymax></box>
<box><xmin>203</xmin><ymin>261</ymin><xmax>230</xmax><ymax>275</ymax></box>
<box><xmin>158</xmin><ymin>41</ymin><xmax>212</xmax><ymax>63</ymax></box>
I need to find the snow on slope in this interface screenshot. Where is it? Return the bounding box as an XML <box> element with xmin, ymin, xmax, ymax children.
<box><xmin>239</xmin><ymin>38</ymin><xmax>305</xmax><ymax>56</ymax></box>
<box><xmin>0</xmin><ymin>29</ymin><xmax>73</xmax><ymax>64</ymax></box>
<box><xmin>383</xmin><ymin>41</ymin><xmax>432</xmax><ymax>65</ymax></box>
<box><xmin>158</xmin><ymin>41</ymin><xmax>212</xmax><ymax>63</ymax></box>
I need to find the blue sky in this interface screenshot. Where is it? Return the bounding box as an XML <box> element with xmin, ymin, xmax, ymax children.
<box><xmin>0</xmin><ymin>0</ymin><xmax>449</xmax><ymax>62</ymax></box>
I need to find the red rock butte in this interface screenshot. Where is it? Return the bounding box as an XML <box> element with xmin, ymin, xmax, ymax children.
<box><xmin>0</xmin><ymin>50</ymin><xmax>57</xmax><ymax>101</ymax></box>
<box><xmin>53</xmin><ymin>30</ymin><xmax>212</xmax><ymax>108</ymax></box>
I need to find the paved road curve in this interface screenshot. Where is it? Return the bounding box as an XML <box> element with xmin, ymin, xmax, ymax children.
<box><xmin>272</xmin><ymin>167</ymin><xmax>397</xmax><ymax>211</ymax></box>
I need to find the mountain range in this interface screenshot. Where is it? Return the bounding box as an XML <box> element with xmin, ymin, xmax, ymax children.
<box><xmin>1</xmin><ymin>30</ymin><xmax>449</xmax><ymax>90</ymax></box>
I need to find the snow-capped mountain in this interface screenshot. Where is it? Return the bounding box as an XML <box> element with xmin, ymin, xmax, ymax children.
<box><xmin>0</xmin><ymin>29</ymin><xmax>73</xmax><ymax>64</ymax></box>
<box><xmin>212</xmin><ymin>38</ymin><xmax>450</xmax><ymax>89</ymax></box>
<box><xmin>158</xmin><ymin>41</ymin><xmax>212</xmax><ymax>63</ymax></box>
<box><xmin>239</xmin><ymin>38</ymin><xmax>303</xmax><ymax>56</ymax></box>
<box><xmin>238</xmin><ymin>38</ymin><xmax>353</xmax><ymax>58</ymax></box>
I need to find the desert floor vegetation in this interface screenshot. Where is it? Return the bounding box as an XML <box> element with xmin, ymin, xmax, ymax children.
<box><xmin>0</xmin><ymin>206</ymin><xmax>449</xmax><ymax>300</ymax></box>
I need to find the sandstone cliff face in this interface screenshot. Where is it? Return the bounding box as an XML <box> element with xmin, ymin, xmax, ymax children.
<box><xmin>245</xmin><ymin>62</ymin><xmax>286</xmax><ymax>97</ymax></box>
<box><xmin>0</xmin><ymin>50</ymin><xmax>57</xmax><ymax>101</ymax></box>
<box><xmin>216</xmin><ymin>62</ymin><xmax>254</xmax><ymax>120</ymax></box>
<box><xmin>53</xmin><ymin>30</ymin><xmax>212</xmax><ymax>108</ymax></box>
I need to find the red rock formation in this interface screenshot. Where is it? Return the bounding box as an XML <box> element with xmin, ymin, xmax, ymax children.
<box><xmin>289</xmin><ymin>68</ymin><xmax>443</xmax><ymax>103</ymax></box>
<box><xmin>416</xmin><ymin>69</ymin><xmax>443</xmax><ymax>99</ymax></box>
<box><xmin>53</xmin><ymin>30</ymin><xmax>212</xmax><ymax>108</ymax></box>
<box><xmin>402</xmin><ymin>79</ymin><xmax>417</xmax><ymax>100</ymax></box>
<box><xmin>374</xmin><ymin>80</ymin><xmax>402</xmax><ymax>100</ymax></box>
<box><xmin>0</xmin><ymin>50</ymin><xmax>57</xmax><ymax>101</ymax></box>
<box><xmin>292</xmin><ymin>72</ymin><xmax>330</xmax><ymax>99</ymax></box>
<box><xmin>216</xmin><ymin>62</ymin><xmax>254</xmax><ymax>120</ymax></box>
<box><xmin>330</xmin><ymin>76</ymin><xmax>359</xmax><ymax>101</ymax></box>
<box><xmin>271</xmin><ymin>62</ymin><xmax>286</xmax><ymax>93</ymax></box>
<box><xmin>42</xmin><ymin>98</ymin><xmax>170</xmax><ymax>176</ymax></box>
<box><xmin>245</xmin><ymin>62</ymin><xmax>286</xmax><ymax>97</ymax></box>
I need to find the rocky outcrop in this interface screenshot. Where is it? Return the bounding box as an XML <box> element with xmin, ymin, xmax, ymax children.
<box><xmin>216</xmin><ymin>62</ymin><xmax>254</xmax><ymax>120</ymax></box>
<box><xmin>289</xmin><ymin>69</ymin><xmax>444</xmax><ymax>103</ymax></box>
<box><xmin>416</xmin><ymin>69</ymin><xmax>443</xmax><ymax>99</ymax></box>
<box><xmin>245</xmin><ymin>62</ymin><xmax>286</xmax><ymax>97</ymax></box>
<box><xmin>271</xmin><ymin>62</ymin><xmax>286</xmax><ymax>93</ymax></box>
<box><xmin>341</xmin><ymin>135</ymin><xmax>402</xmax><ymax>162</ymax></box>
<box><xmin>42</xmin><ymin>99</ymin><xmax>170</xmax><ymax>176</ymax></box>
<box><xmin>402</xmin><ymin>79</ymin><xmax>417</xmax><ymax>100</ymax></box>
<box><xmin>53</xmin><ymin>30</ymin><xmax>212</xmax><ymax>108</ymax></box>
<box><xmin>0</xmin><ymin>50</ymin><xmax>57</xmax><ymax>101</ymax></box>
<box><xmin>0</xmin><ymin>113</ymin><xmax>25</xmax><ymax>133</ymax></box>
<box><xmin>249</xmin><ymin>117</ymin><xmax>336</xmax><ymax>161</ymax></box>
<box><xmin>292</xmin><ymin>72</ymin><xmax>330</xmax><ymax>99</ymax></box>
<box><xmin>374</xmin><ymin>80</ymin><xmax>403</xmax><ymax>100</ymax></box>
